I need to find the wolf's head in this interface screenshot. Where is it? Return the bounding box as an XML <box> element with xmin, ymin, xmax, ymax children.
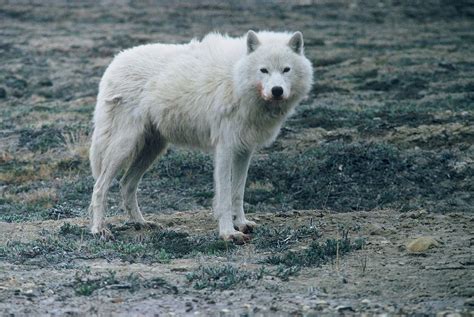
<box><xmin>234</xmin><ymin>30</ymin><xmax>313</xmax><ymax>107</ymax></box>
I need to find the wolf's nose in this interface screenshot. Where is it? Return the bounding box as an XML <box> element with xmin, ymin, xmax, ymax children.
<box><xmin>271</xmin><ymin>86</ymin><xmax>284</xmax><ymax>98</ymax></box>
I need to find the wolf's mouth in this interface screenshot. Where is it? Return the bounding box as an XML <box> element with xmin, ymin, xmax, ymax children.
<box><xmin>261</xmin><ymin>96</ymin><xmax>285</xmax><ymax>102</ymax></box>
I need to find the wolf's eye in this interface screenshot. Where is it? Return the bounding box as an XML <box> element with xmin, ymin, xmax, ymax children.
<box><xmin>260</xmin><ymin>68</ymin><xmax>268</xmax><ymax>74</ymax></box>
<box><xmin>283</xmin><ymin>67</ymin><xmax>291</xmax><ymax>73</ymax></box>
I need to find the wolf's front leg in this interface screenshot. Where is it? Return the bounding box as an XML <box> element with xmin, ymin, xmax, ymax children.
<box><xmin>213</xmin><ymin>142</ymin><xmax>250</xmax><ymax>244</ymax></box>
<box><xmin>231</xmin><ymin>148</ymin><xmax>257</xmax><ymax>233</ymax></box>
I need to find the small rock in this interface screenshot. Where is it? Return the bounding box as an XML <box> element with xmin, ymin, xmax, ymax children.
<box><xmin>406</xmin><ymin>236</ymin><xmax>440</xmax><ymax>253</ymax></box>
<box><xmin>0</xmin><ymin>87</ymin><xmax>6</xmax><ymax>98</ymax></box>
<box><xmin>336</xmin><ymin>305</ymin><xmax>354</xmax><ymax>312</ymax></box>
<box><xmin>361</xmin><ymin>299</ymin><xmax>371</xmax><ymax>306</ymax></box>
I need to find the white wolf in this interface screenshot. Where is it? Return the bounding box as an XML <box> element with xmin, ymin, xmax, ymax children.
<box><xmin>89</xmin><ymin>30</ymin><xmax>313</xmax><ymax>242</ymax></box>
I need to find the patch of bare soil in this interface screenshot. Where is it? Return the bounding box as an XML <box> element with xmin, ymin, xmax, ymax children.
<box><xmin>0</xmin><ymin>209</ymin><xmax>473</xmax><ymax>315</ymax></box>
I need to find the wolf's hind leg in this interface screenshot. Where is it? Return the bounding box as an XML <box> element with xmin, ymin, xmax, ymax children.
<box><xmin>90</xmin><ymin>128</ymin><xmax>143</xmax><ymax>237</ymax></box>
<box><xmin>120</xmin><ymin>128</ymin><xmax>166</xmax><ymax>225</ymax></box>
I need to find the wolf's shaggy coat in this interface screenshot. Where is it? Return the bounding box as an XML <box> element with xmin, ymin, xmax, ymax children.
<box><xmin>89</xmin><ymin>30</ymin><xmax>313</xmax><ymax>241</ymax></box>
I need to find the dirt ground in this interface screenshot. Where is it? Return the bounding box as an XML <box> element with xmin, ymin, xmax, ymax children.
<box><xmin>0</xmin><ymin>209</ymin><xmax>473</xmax><ymax>316</ymax></box>
<box><xmin>1</xmin><ymin>0</ymin><xmax>473</xmax><ymax>316</ymax></box>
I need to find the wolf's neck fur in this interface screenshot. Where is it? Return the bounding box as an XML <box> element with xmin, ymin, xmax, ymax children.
<box><xmin>226</xmin><ymin>93</ymin><xmax>294</xmax><ymax>150</ymax></box>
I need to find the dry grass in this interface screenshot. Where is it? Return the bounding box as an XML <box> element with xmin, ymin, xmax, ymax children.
<box><xmin>62</xmin><ymin>128</ymin><xmax>90</xmax><ymax>160</ymax></box>
<box><xmin>16</xmin><ymin>111</ymin><xmax>87</xmax><ymax>128</ymax></box>
<box><xmin>248</xmin><ymin>181</ymin><xmax>274</xmax><ymax>191</ymax></box>
<box><xmin>0</xmin><ymin>163</ymin><xmax>55</xmax><ymax>184</ymax></box>
<box><xmin>4</xmin><ymin>188</ymin><xmax>58</xmax><ymax>208</ymax></box>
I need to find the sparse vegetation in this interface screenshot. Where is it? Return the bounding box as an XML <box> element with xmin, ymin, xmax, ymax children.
<box><xmin>74</xmin><ymin>269</ymin><xmax>120</xmax><ymax>296</ymax></box>
<box><xmin>253</xmin><ymin>224</ymin><xmax>321</xmax><ymax>251</ymax></box>
<box><xmin>183</xmin><ymin>226</ymin><xmax>363</xmax><ymax>290</ymax></box>
<box><xmin>0</xmin><ymin>223</ymin><xmax>235</xmax><ymax>266</ymax></box>
<box><xmin>72</xmin><ymin>268</ymin><xmax>178</xmax><ymax>296</ymax></box>
<box><xmin>186</xmin><ymin>265</ymin><xmax>256</xmax><ymax>290</ymax></box>
<box><xmin>265</xmin><ymin>233</ymin><xmax>365</xmax><ymax>268</ymax></box>
<box><xmin>186</xmin><ymin>263</ymin><xmax>303</xmax><ymax>290</ymax></box>
<box><xmin>62</xmin><ymin>126</ymin><xmax>90</xmax><ymax>160</ymax></box>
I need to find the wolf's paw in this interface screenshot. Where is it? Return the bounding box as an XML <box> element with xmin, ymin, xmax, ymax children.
<box><xmin>91</xmin><ymin>226</ymin><xmax>114</xmax><ymax>241</ymax></box>
<box><xmin>220</xmin><ymin>230</ymin><xmax>251</xmax><ymax>245</ymax></box>
<box><xmin>234</xmin><ymin>220</ymin><xmax>258</xmax><ymax>234</ymax></box>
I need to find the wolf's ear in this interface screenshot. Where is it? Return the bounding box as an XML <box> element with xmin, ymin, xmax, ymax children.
<box><xmin>247</xmin><ymin>30</ymin><xmax>260</xmax><ymax>54</ymax></box>
<box><xmin>288</xmin><ymin>31</ymin><xmax>304</xmax><ymax>54</ymax></box>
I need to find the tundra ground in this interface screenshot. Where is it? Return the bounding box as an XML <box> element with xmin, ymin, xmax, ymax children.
<box><xmin>0</xmin><ymin>1</ymin><xmax>473</xmax><ymax>315</ymax></box>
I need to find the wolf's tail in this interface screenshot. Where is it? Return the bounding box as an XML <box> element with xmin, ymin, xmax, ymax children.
<box><xmin>89</xmin><ymin>126</ymin><xmax>102</xmax><ymax>180</ymax></box>
<box><xmin>89</xmin><ymin>96</ymin><xmax>118</xmax><ymax>180</ymax></box>
<box><xmin>89</xmin><ymin>93</ymin><xmax>137</xmax><ymax>181</ymax></box>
